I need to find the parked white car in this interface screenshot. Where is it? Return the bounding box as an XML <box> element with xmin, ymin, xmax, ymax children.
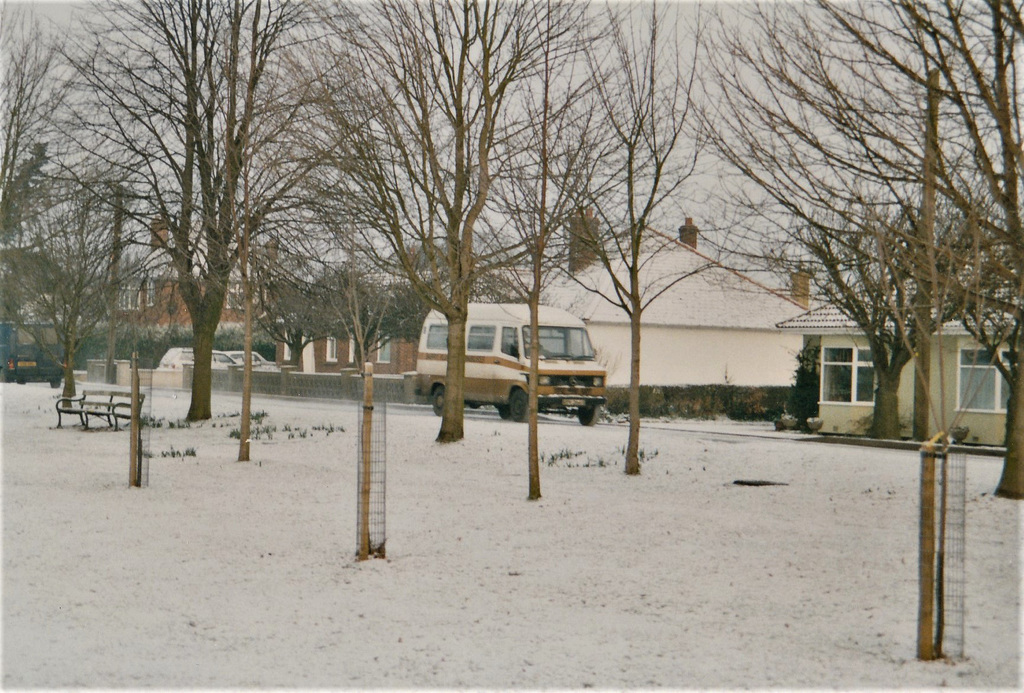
<box><xmin>158</xmin><ymin>347</ymin><xmax>193</xmax><ymax>369</ymax></box>
<box><xmin>158</xmin><ymin>347</ymin><xmax>238</xmax><ymax>370</ymax></box>
<box><xmin>223</xmin><ymin>350</ymin><xmax>277</xmax><ymax>370</ymax></box>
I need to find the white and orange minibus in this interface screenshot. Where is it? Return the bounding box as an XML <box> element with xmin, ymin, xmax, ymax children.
<box><xmin>415</xmin><ymin>303</ymin><xmax>607</xmax><ymax>425</ymax></box>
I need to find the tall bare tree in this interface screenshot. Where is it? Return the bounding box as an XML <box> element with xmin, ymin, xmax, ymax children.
<box><xmin>813</xmin><ymin>0</ymin><xmax>1023</xmax><ymax>496</ymax></box>
<box><xmin>575</xmin><ymin>2</ymin><xmax>705</xmax><ymax>475</ymax></box>
<box><xmin>65</xmin><ymin>0</ymin><xmax>305</xmax><ymax>421</ymax></box>
<box><xmin>702</xmin><ymin>2</ymin><xmax>957</xmax><ymax>441</ymax></box>
<box><xmin>308</xmin><ymin>0</ymin><xmax>549</xmax><ymax>443</ymax></box>
<box><xmin>493</xmin><ymin>0</ymin><xmax>593</xmax><ymax>498</ymax></box>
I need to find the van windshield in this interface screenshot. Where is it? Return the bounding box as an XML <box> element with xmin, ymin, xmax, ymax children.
<box><xmin>522</xmin><ymin>326</ymin><xmax>595</xmax><ymax>360</ymax></box>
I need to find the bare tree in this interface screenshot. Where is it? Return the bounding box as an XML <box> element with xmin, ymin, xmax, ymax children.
<box><xmin>4</xmin><ymin>177</ymin><xmax>115</xmax><ymax>397</ymax></box>
<box><xmin>701</xmin><ymin>2</ymin><xmax>955</xmax><ymax>441</ymax></box>
<box><xmin>574</xmin><ymin>2</ymin><xmax>705</xmax><ymax>475</ymax></box>
<box><xmin>65</xmin><ymin>0</ymin><xmax>306</xmax><ymax>421</ymax></box>
<box><xmin>0</xmin><ymin>5</ymin><xmax>66</xmax><ymax>255</ymax></box>
<box><xmin>308</xmin><ymin>0</ymin><xmax>549</xmax><ymax>443</ymax></box>
<box><xmin>491</xmin><ymin>1</ymin><xmax>593</xmax><ymax>498</ymax></box>
<box><xmin>812</xmin><ymin>0</ymin><xmax>1023</xmax><ymax>496</ymax></box>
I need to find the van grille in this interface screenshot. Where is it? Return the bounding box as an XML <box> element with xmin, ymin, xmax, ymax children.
<box><xmin>547</xmin><ymin>375</ymin><xmax>602</xmax><ymax>388</ymax></box>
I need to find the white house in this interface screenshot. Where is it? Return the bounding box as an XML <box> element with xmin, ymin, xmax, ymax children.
<box><xmin>778</xmin><ymin>305</ymin><xmax>1009</xmax><ymax>446</ymax></box>
<box><xmin>545</xmin><ymin>221</ymin><xmax>808</xmax><ymax>388</ymax></box>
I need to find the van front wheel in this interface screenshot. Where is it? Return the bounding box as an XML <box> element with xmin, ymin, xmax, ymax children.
<box><xmin>431</xmin><ymin>386</ymin><xmax>445</xmax><ymax>417</ymax></box>
<box><xmin>578</xmin><ymin>404</ymin><xmax>600</xmax><ymax>426</ymax></box>
<box><xmin>509</xmin><ymin>389</ymin><xmax>528</xmax><ymax>423</ymax></box>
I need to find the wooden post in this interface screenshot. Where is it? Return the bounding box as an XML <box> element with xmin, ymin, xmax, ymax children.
<box><xmin>358</xmin><ymin>362</ymin><xmax>374</xmax><ymax>561</ymax></box>
<box><xmin>129</xmin><ymin>352</ymin><xmax>141</xmax><ymax>487</ymax></box>
<box><xmin>918</xmin><ymin>439</ymin><xmax>938</xmax><ymax>660</ymax></box>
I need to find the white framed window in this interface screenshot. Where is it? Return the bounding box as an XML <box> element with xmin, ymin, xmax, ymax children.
<box><xmin>326</xmin><ymin>337</ymin><xmax>338</xmax><ymax>363</ymax></box>
<box><xmin>283</xmin><ymin>343</ymin><xmax>293</xmax><ymax>362</ymax></box>
<box><xmin>467</xmin><ymin>325</ymin><xmax>496</xmax><ymax>352</ymax></box>
<box><xmin>821</xmin><ymin>346</ymin><xmax>874</xmax><ymax>404</ymax></box>
<box><xmin>377</xmin><ymin>340</ymin><xmax>391</xmax><ymax>364</ymax></box>
<box><xmin>348</xmin><ymin>339</ymin><xmax>356</xmax><ymax>365</ymax></box>
<box><xmin>146</xmin><ymin>279</ymin><xmax>156</xmax><ymax>307</ymax></box>
<box><xmin>958</xmin><ymin>348</ymin><xmax>1010</xmax><ymax>412</ymax></box>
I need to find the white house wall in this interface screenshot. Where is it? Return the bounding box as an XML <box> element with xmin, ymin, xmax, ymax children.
<box><xmin>587</xmin><ymin>323</ymin><xmax>802</xmax><ymax>387</ymax></box>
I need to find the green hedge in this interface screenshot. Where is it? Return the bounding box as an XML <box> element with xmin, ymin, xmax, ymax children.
<box><xmin>604</xmin><ymin>384</ymin><xmax>791</xmax><ymax>421</ymax></box>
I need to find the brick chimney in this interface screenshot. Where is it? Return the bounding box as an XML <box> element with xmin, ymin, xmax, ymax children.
<box><xmin>678</xmin><ymin>218</ymin><xmax>698</xmax><ymax>248</ymax></box>
<box><xmin>790</xmin><ymin>271</ymin><xmax>811</xmax><ymax>308</ymax></box>
<box><xmin>568</xmin><ymin>208</ymin><xmax>599</xmax><ymax>274</ymax></box>
<box><xmin>150</xmin><ymin>216</ymin><xmax>168</xmax><ymax>248</ymax></box>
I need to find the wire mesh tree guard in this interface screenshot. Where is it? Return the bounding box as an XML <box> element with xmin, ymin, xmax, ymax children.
<box><xmin>918</xmin><ymin>438</ymin><xmax>966</xmax><ymax>660</ymax></box>
<box><xmin>357</xmin><ymin>363</ymin><xmax>386</xmax><ymax>560</ymax></box>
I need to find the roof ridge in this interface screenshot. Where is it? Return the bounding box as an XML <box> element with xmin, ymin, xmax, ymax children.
<box><xmin>647</xmin><ymin>228</ymin><xmax>806</xmax><ymax>309</ymax></box>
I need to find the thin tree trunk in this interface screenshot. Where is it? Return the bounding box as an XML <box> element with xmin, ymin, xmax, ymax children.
<box><xmin>913</xmin><ymin>69</ymin><xmax>939</xmax><ymax>441</ymax></box>
<box><xmin>528</xmin><ymin>286</ymin><xmax>541</xmax><ymax>500</ymax></box>
<box><xmin>625</xmin><ymin>311</ymin><xmax>642</xmax><ymax>475</ymax></box>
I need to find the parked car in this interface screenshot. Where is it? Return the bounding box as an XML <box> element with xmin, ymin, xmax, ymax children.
<box><xmin>0</xmin><ymin>322</ymin><xmax>64</xmax><ymax>387</ymax></box>
<box><xmin>223</xmin><ymin>350</ymin><xmax>277</xmax><ymax>370</ymax></box>
<box><xmin>158</xmin><ymin>347</ymin><xmax>193</xmax><ymax>369</ymax></box>
<box><xmin>157</xmin><ymin>347</ymin><xmax>237</xmax><ymax>370</ymax></box>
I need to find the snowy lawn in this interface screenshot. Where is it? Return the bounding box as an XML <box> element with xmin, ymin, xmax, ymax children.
<box><xmin>2</xmin><ymin>382</ymin><xmax>1020</xmax><ymax>689</ymax></box>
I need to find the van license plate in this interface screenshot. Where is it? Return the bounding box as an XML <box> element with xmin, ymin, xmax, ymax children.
<box><xmin>563</xmin><ymin>398</ymin><xmax>585</xmax><ymax>407</ymax></box>
<box><xmin>17</xmin><ymin>360</ymin><xmax>36</xmax><ymax>367</ymax></box>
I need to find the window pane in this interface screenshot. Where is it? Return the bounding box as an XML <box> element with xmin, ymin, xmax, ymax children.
<box><xmin>467</xmin><ymin>325</ymin><xmax>496</xmax><ymax>351</ymax></box>
<box><xmin>426</xmin><ymin>324</ymin><xmax>448</xmax><ymax>350</ymax></box>
<box><xmin>857</xmin><ymin>348</ymin><xmax>873</xmax><ymax>364</ymax></box>
<box><xmin>961</xmin><ymin>349</ymin><xmax>993</xmax><ymax>366</ymax></box>
<box><xmin>378</xmin><ymin>341</ymin><xmax>391</xmax><ymax>363</ymax></box>
<box><xmin>823</xmin><ymin>347</ymin><xmax>852</xmax><ymax>363</ymax></box>
<box><xmin>855</xmin><ymin>365</ymin><xmax>875</xmax><ymax>402</ymax></box>
<box><xmin>960</xmin><ymin>365</ymin><xmax>996</xmax><ymax>410</ymax></box>
<box><xmin>501</xmin><ymin>327</ymin><xmax>519</xmax><ymax>358</ymax></box>
<box><xmin>1000</xmin><ymin>372</ymin><xmax>1010</xmax><ymax>410</ymax></box>
<box><xmin>823</xmin><ymin>363</ymin><xmax>852</xmax><ymax>402</ymax></box>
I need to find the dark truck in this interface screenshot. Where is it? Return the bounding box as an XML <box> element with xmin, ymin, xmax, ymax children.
<box><xmin>0</xmin><ymin>322</ymin><xmax>64</xmax><ymax>387</ymax></box>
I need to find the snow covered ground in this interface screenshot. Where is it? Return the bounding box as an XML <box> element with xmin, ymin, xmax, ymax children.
<box><xmin>2</xmin><ymin>382</ymin><xmax>1020</xmax><ymax>689</ymax></box>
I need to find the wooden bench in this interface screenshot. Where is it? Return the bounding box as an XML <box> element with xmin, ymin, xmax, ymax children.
<box><xmin>56</xmin><ymin>389</ymin><xmax>144</xmax><ymax>431</ymax></box>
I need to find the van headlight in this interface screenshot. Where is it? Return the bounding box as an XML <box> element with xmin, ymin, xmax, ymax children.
<box><xmin>594</xmin><ymin>377</ymin><xmax>603</xmax><ymax>387</ymax></box>
<box><xmin>539</xmin><ymin>376</ymin><xmax>552</xmax><ymax>385</ymax></box>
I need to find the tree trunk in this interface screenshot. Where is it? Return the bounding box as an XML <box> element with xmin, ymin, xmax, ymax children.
<box><xmin>437</xmin><ymin>313</ymin><xmax>466</xmax><ymax>443</ymax></box>
<box><xmin>61</xmin><ymin>344</ymin><xmax>76</xmax><ymax>399</ymax></box>
<box><xmin>625</xmin><ymin>311</ymin><xmax>642</xmax><ymax>475</ymax></box>
<box><xmin>187</xmin><ymin>315</ymin><xmax>217</xmax><ymax>421</ymax></box>
<box><xmin>527</xmin><ymin>289</ymin><xmax>541</xmax><ymax>500</ymax></box>
<box><xmin>996</xmin><ymin>363</ymin><xmax>1024</xmax><ymax>498</ymax></box>
<box><xmin>871</xmin><ymin>366</ymin><xmax>903</xmax><ymax>440</ymax></box>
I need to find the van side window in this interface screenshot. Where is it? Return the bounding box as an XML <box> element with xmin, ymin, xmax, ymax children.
<box><xmin>426</xmin><ymin>324</ymin><xmax>448</xmax><ymax>349</ymax></box>
<box><xmin>501</xmin><ymin>326</ymin><xmax>519</xmax><ymax>359</ymax></box>
<box><xmin>467</xmin><ymin>325</ymin><xmax>496</xmax><ymax>351</ymax></box>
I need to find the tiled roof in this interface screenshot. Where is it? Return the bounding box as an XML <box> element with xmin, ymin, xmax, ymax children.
<box><xmin>776</xmin><ymin>305</ymin><xmax>859</xmax><ymax>332</ymax></box>
<box><xmin>545</xmin><ymin>235</ymin><xmax>806</xmax><ymax>330</ymax></box>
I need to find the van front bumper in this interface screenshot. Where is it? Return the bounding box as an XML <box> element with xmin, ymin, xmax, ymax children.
<box><xmin>537</xmin><ymin>394</ymin><xmax>606</xmax><ymax>411</ymax></box>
